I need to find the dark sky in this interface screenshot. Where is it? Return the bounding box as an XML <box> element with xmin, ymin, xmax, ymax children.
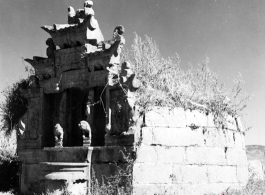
<box><xmin>0</xmin><ymin>0</ymin><xmax>265</xmax><ymax>145</ymax></box>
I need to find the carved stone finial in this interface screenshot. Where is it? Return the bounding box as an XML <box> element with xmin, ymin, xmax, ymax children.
<box><xmin>120</xmin><ymin>61</ymin><xmax>141</xmax><ymax>93</ymax></box>
<box><xmin>68</xmin><ymin>6</ymin><xmax>76</xmax><ymax>24</ymax></box>
<box><xmin>84</xmin><ymin>0</ymin><xmax>94</xmax><ymax>16</ymax></box>
<box><xmin>46</xmin><ymin>38</ymin><xmax>56</xmax><ymax>58</ymax></box>
<box><xmin>113</xmin><ymin>25</ymin><xmax>125</xmax><ymax>36</ymax></box>
<box><xmin>54</xmin><ymin>124</ymin><xmax>64</xmax><ymax>147</ymax></box>
<box><xmin>78</xmin><ymin>120</ymin><xmax>91</xmax><ymax>146</ymax></box>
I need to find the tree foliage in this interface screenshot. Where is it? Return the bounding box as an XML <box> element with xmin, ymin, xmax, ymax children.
<box><xmin>0</xmin><ymin>79</ymin><xmax>28</xmax><ymax>135</ymax></box>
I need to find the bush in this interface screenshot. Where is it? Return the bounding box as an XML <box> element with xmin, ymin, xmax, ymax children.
<box><xmin>124</xmin><ymin>34</ymin><xmax>249</xmax><ymax>122</ymax></box>
<box><xmin>0</xmin><ymin>79</ymin><xmax>28</xmax><ymax>135</ymax></box>
<box><xmin>0</xmin><ymin>130</ymin><xmax>20</xmax><ymax>193</ymax></box>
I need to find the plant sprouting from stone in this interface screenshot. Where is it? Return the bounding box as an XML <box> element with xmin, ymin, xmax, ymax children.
<box><xmin>124</xmin><ymin>33</ymin><xmax>250</xmax><ymax>122</ymax></box>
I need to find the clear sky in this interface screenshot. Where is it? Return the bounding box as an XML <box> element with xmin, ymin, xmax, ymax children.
<box><xmin>0</xmin><ymin>0</ymin><xmax>264</xmax><ymax>145</ymax></box>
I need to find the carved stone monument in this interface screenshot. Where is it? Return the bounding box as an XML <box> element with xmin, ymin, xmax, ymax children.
<box><xmin>18</xmin><ymin>1</ymin><xmax>139</xmax><ymax>194</ymax></box>
<box><xmin>17</xmin><ymin>1</ymin><xmax>248</xmax><ymax>194</ymax></box>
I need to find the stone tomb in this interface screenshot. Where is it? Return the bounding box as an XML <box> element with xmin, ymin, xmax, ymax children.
<box><xmin>18</xmin><ymin>1</ymin><xmax>248</xmax><ymax>194</ymax></box>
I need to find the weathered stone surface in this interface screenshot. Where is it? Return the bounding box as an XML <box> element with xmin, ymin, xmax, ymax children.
<box><xmin>133</xmin><ymin>163</ymin><xmax>172</xmax><ymax>184</ymax></box>
<box><xmin>181</xmin><ymin>165</ymin><xmax>208</xmax><ymax>183</ymax></box>
<box><xmin>133</xmin><ymin>183</ymin><xmax>237</xmax><ymax>195</ymax></box>
<box><xmin>234</xmin><ymin>132</ymin><xmax>244</xmax><ymax>149</ymax></box>
<box><xmin>140</xmin><ymin>127</ymin><xmax>204</xmax><ymax>147</ymax></box>
<box><xmin>222</xmin><ymin>129</ymin><xmax>235</xmax><ymax>148</ymax></box>
<box><xmin>225</xmin><ymin>114</ymin><xmax>238</xmax><ymax>131</ymax></box>
<box><xmin>132</xmin><ymin>184</ymin><xmax>185</xmax><ymax>195</ymax></box>
<box><xmin>171</xmin><ymin>165</ymin><xmax>183</xmax><ymax>183</ymax></box>
<box><xmin>105</xmin><ymin>134</ymin><xmax>135</xmax><ymax>146</ymax></box>
<box><xmin>226</xmin><ymin>148</ymin><xmax>248</xmax><ymax>166</ymax></box>
<box><xmin>193</xmin><ymin>183</ymin><xmax>236</xmax><ymax>195</ymax></box>
<box><xmin>135</xmin><ymin>145</ymin><xmax>185</xmax><ymax>164</ymax></box>
<box><xmin>204</xmin><ymin>128</ymin><xmax>224</xmax><ymax>147</ymax></box>
<box><xmin>91</xmin><ymin>146</ymin><xmax>133</xmax><ymax>163</ymax></box>
<box><xmin>144</xmin><ymin>107</ymin><xmax>186</xmax><ymax>128</ymax></box>
<box><xmin>186</xmin><ymin>147</ymin><xmax>226</xmax><ymax>165</ymax></box>
<box><xmin>235</xmin><ymin>117</ymin><xmax>245</xmax><ymax>132</ymax></box>
<box><xmin>208</xmin><ymin>165</ymin><xmax>237</xmax><ymax>183</ymax></box>
<box><xmin>41</xmin><ymin>69</ymin><xmax>107</xmax><ymax>94</ymax></box>
<box><xmin>185</xmin><ymin>109</ymin><xmax>208</xmax><ymax>127</ymax></box>
<box><xmin>204</xmin><ymin>128</ymin><xmax>236</xmax><ymax>148</ymax></box>
<box><xmin>236</xmin><ymin>165</ymin><xmax>249</xmax><ymax>183</ymax></box>
<box><xmin>20</xmin><ymin>164</ymin><xmax>41</xmax><ymax>194</ymax></box>
<box><xmin>207</xmin><ymin>113</ymin><xmax>216</xmax><ymax>127</ymax></box>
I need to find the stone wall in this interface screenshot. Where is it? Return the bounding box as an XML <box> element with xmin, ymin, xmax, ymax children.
<box><xmin>132</xmin><ymin>107</ymin><xmax>248</xmax><ymax>195</ymax></box>
<box><xmin>18</xmin><ymin>107</ymin><xmax>248</xmax><ymax>195</ymax></box>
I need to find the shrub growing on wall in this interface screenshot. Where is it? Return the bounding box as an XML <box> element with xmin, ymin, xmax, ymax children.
<box><xmin>124</xmin><ymin>34</ymin><xmax>249</xmax><ymax>120</ymax></box>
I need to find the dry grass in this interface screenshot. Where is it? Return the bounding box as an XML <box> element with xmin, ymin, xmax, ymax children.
<box><xmin>123</xmin><ymin>34</ymin><xmax>249</xmax><ymax>127</ymax></box>
<box><xmin>0</xmin><ymin>130</ymin><xmax>17</xmax><ymax>162</ymax></box>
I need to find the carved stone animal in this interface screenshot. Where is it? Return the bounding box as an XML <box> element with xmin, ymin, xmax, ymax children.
<box><xmin>54</xmin><ymin>124</ymin><xmax>64</xmax><ymax>147</ymax></box>
<box><xmin>78</xmin><ymin>120</ymin><xmax>91</xmax><ymax>140</ymax></box>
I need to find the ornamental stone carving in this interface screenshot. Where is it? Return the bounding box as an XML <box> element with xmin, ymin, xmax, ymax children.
<box><xmin>54</xmin><ymin>124</ymin><xmax>64</xmax><ymax>147</ymax></box>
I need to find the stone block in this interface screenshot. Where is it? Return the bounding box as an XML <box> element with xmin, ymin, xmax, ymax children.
<box><xmin>181</xmin><ymin>165</ymin><xmax>208</xmax><ymax>184</ymax></box>
<box><xmin>226</xmin><ymin>148</ymin><xmax>248</xmax><ymax>166</ymax></box>
<box><xmin>144</xmin><ymin>107</ymin><xmax>186</xmax><ymax>128</ymax></box>
<box><xmin>208</xmin><ymin>165</ymin><xmax>237</xmax><ymax>183</ymax></box>
<box><xmin>235</xmin><ymin>117</ymin><xmax>245</xmax><ymax>132</ymax></box>
<box><xmin>133</xmin><ymin>163</ymin><xmax>172</xmax><ymax>184</ymax></box>
<box><xmin>141</xmin><ymin>127</ymin><xmax>204</xmax><ymax>147</ymax></box>
<box><xmin>237</xmin><ymin>165</ymin><xmax>248</xmax><ymax>184</ymax></box>
<box><xmin>234</xmin><ymin>132</ymin><xmax>244</xmax><ymax>149</ymax></box>
<box><xmin>186</xmin><ymin>147</ymin><xmax>226</xmax><ymax>165</ymax></box>
<box><xmin>171</xmin><ymin>165</ymin><xmax>183</xmax><ymax>183</ymax></box>
<box><xmin>194</xmin><ymin>183</ymin><xmax>233</xmax><ymax>195</ymax></box>
<box><xmin>132</xmin><ymin>184</ymin><xmax>185</xmax><ymax>195</ymax></box>
<box><xmin>225</xmin><ymin>115</ymin><xmax>238</xmax><ymax>131</ymax></box>
<box><xmin>91</xmin><ymin>146</ymin><xmax>134</xmax><ymax>163</ymax></box>
<box><xmin>20</xmin><ymin>163</ymin><xmax>41</xmax><ymax>194</ymax></box>
<box><xmin>186</xmin><ymin>147</ymin><xmax>207</xmax><ymax>165</ymax></box>
<box><xmin>204</xmin><ymin>128</ymin><xmax>224</xmax><ymax>148</ymax></box>
<box><xmin>241</xmin><ymin>133</ymin><xmax>246</xmax><ymax>150</ymax></box>
<box><xmin>104</xmin><ymin>134</ymin><xmax>135</xmax><ymax>146</ymax></box>
<box><xmin>135</xmin><ymin>145</ymin><xmax>185</xmax><ymax>164</ymax></box>
<box><xmin>222</xmin><ymin>129</ymin><xmax>235</xmax><ymax>148</ymax></box>
<box><xmin>185</xmin><ymin>109</ymin><xmax>208</xmax><ymax>127</ymax></box>
<box><xmin>207</xmin><ymin>113</ymin><xmax>216</xmax><ymax>127</ymax></box>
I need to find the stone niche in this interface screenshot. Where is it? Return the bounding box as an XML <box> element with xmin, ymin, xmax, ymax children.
<box><xmin>18</xmin><ymin>1</ymin><xmax>248</xmax><ymax>195</ymax></box>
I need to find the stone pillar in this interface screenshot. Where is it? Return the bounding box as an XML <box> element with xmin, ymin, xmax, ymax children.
<box><xmin>18</xmin><ymin>88</ymin><xmax>45</xmax><ymax>150</ymax></box>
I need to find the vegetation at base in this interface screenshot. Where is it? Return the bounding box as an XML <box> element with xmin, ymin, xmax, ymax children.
<box><xmin>0</xmin><ymin>130</ymin><xmax>20</xmax><ymax>193</ymax></box>
<box><xmin>123</xmin><ymin>34</ymin><xmax>249</xmax><ymax>125</ymax></box>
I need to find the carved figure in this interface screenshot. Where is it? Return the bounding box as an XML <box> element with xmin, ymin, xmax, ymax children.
<box><xmin>97</xmin><ymin>25</ymin><xmax>125</xmax><ymax>51</ymax></box>
<box><xmin>46</xmin><ymin>38</ymin><xmax>56</xmax><ymax>58</ymax></box>
<box><xmin>54</xmin><ymin>124</ymin><xmax>64</xmax><ymax>147</ymax></box>
<box><xmin>68</xmin><ymin>1</ymin><xmax>95</xmax><ymax>25</ymax></box>
<box><xmin>121</xmin><ymin>62</ymin><xmax>141</xmax><ymax>135</ymax></box>
<box><xmin>84</xmin><ymin>0</ymin><xmax>94</xmax><ymax>16</ymax></box>
<box><xmin>78</xmin><ymin>120</ymin><xmax>91</xmax><ymax>146</ymax></box>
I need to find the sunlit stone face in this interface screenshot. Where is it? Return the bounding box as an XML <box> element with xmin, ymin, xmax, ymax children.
<box><xmin>84</xmin><ymin>1</ymin><xmax>93</xmax><ymax>8</ymax></box>
<box><xmin>84</xmin><ymin>0</ymin><xmax>94</xmax><ymax>16</ymax></box>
